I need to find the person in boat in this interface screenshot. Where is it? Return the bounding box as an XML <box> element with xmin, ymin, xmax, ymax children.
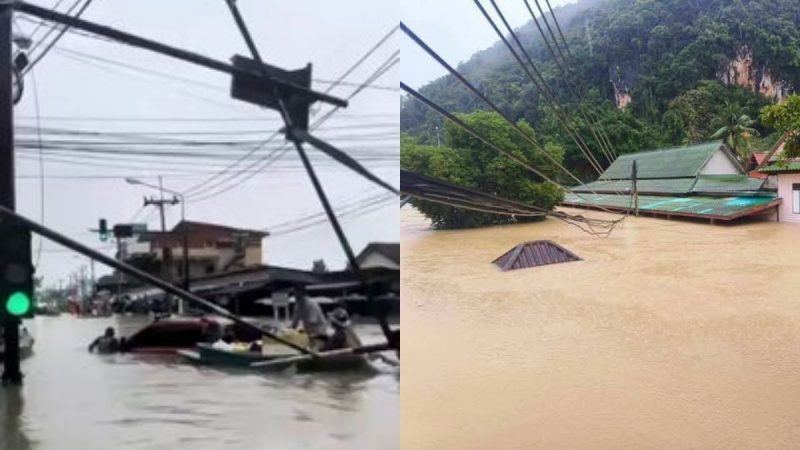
<box><xmin>290</xmin><ymin>284</ymin><xmax>329</xmax><ymax>350</ymax></box>
<box><xmin>321</xmin><ymin>308</ymin><xmax>362</xmax><ymax>351</ymax></box>
<box><xmin>88</xmin><ymin>326</ymin><xmax>120</xmax><ymax>353</ymax></box>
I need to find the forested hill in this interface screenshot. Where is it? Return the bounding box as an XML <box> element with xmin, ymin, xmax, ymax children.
<box><xmin>401</xmin><ymin>0</ymin><xmax>800</xmax><ymax>178</ymax></box>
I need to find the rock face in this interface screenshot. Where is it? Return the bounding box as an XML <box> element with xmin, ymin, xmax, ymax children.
<box><xmin>718</xmin><ymin>46</ymin><xmax>793</xmax><ymax>101</ymax></box>
<box><xmin>609</xmin><ymin>64</ymin><xmax>636</xmax><ymax>109</ymax></box>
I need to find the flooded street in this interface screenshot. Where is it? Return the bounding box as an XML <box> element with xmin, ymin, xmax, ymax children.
<box><xmin>0</xmin><ymin>316</ymin><xmax>398</xmax><ymax>450</ymax></box>
<box><xmin>402</xmin><ymin>207</ymin><xmax>800</xmax><ymax>448</ymax></box>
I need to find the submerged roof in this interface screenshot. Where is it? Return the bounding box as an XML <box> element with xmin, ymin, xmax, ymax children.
<box><xmin>602</xmin><ymin>142</ymin><xmax>731</xmax><ymax>179</ymax></box>
<box><xmin>574</xmin><ymin>178</ymin><xmax>697</xmax><ymax>195</ymax></box>
<box><xmin>759</xmin><ymin>161</ymin><xmax>800</xmax><ymax>174</ymax></box>
<box><xmin>493</xmin><ymin>241</ymin><xmax>581</xmax><ymax>271</ymax></box>
<box><xmin>563</xmin><ymin>193</ymin><xmax>780</xmax><ymax>221</ymax></box>
<box><xmin>573</xmin><ymin>175</ymin><xmax>764</xmax><ymax>195</ymax></box>
<box><xmin>691</xmin><ymin>175</ymin><xmax>766</xmax><ymax>193</ymax></box>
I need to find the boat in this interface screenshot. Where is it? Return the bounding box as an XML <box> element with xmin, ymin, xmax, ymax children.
<box><xmin>177</xmin><ymin>342</ymin><xmax>373</xmax><ymax>372</ymax></box>
<box><xmin>0</xmin><ymin>326</ymin><xmax>34</xmax><ymax>360</ymax></box>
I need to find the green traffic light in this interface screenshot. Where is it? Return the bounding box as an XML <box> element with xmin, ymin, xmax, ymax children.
<box><xmin>6</xmin><ymin>291</ymin><xmax>32</xmax><ymax>316</ymax></box>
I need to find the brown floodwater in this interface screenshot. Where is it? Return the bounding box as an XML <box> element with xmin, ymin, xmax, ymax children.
<box><xmin>401</xmin><ymin>207</ymin><xmax>800</xmax><ymax>449</ymax></box>
<box><xmin>0</xmin><ymin>315</ymin><xmax>398</xmax><ymax>449</ymax></box>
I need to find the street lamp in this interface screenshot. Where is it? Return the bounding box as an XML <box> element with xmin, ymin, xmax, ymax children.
<box><xmin>125</xmin><ymin>177</ymin><xmax>190</xmax><ymax>312</ymax></box>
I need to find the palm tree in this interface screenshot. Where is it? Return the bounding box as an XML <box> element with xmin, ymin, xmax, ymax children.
<box><xmin>710</xmin><ymin>102</ymin><xmax>760</xmax><ymax>162</ymax></box>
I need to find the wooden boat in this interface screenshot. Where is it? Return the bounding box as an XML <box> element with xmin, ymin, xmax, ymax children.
<box><xmin>177</xmin><ymin>342</ymin><xmax>372</xmax><ymax>372</ymax></box>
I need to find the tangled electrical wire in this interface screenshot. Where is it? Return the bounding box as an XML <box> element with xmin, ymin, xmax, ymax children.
<box><xmin>401</xmin><ymin>170</ymin><xmax>624</xmax><ymax>237</ymax></box>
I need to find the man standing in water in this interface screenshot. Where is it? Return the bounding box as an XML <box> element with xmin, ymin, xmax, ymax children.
<box><xmin>290</xmin><ymin>284</ymin><xmax>329</xmax><ymax>350</ymax></box>
<box><xmin>88</xmin><ymin>327</ymin><xmax>119</xmax><ymax>353</ymax></box>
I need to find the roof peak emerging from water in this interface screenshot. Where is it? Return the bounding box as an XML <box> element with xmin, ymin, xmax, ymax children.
<box><xmin>601</xmin><ymin>141</ymin><xmax>743</xmax><ymax>180</ymax></box>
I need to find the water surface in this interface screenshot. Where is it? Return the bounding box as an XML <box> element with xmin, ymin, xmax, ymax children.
<box><xmin>1</xmin><ymin>315</ymin><xmax>398</xmax><ymax>450</ymax></box>
<box><xmin>402</xmin><ymin>207</ymin><xmax>800</xmax><ymax>448</ymax></box>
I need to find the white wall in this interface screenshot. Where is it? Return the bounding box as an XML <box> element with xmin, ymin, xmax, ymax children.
<box><xmin>777</xmin><ymin>173</ymin><xmax>800</xmax><ymax>224</ymax></box>
<box><xmin>700</xmin><ymin>149</ymin><xmax>740</xmax><ymax>175</ymax></box>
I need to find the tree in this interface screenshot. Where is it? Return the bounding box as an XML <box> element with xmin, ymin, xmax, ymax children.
<box><xmin>761</xmin><ymin>95</ymin><xmax>800</xmax><ymax>158</ymax></box>
<box><xmin>710</xmin><ymin>102</ymin><xmax>760</xmax><ymax>161</ymax></box>
<box><xmin>400</xmin><ymin>112</ymin><xmax>564</xmax><ymax>229</ymax></box>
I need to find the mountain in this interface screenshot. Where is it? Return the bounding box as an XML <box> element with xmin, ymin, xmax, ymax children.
<box><xmin>401</xmin><ymin>0</ymin><xmax>800</xmax><ymax>179</ymax></box>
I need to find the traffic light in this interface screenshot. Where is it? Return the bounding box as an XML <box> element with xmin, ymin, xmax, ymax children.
<box><xmin>99</xmin><ymin>218</ymin><xmax>108</xmax><ymax>242</ymax></box>
<box><xmin>0</xmin><ymin>222</ymin><xmax>34</xmax><ymax>319</ymax></box>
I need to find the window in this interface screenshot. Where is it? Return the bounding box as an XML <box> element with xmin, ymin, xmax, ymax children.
<box><xmin>794</xmin><ymin>184</ymin><xmax>800</xmax><ymax>214</ymax></box>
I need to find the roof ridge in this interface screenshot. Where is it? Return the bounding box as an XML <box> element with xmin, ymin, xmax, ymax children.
<box><xmin>614</xmin><ymin>141</ymin><xmax>721</xmax><ymax>159</ymax></box>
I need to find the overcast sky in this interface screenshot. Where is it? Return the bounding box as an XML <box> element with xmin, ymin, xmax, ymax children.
<box><xmin>401</xmin><ymin>0</ymin><xmax>577</xmax><ymax>89</ymax></box>
<box><xmin>12</xmin><ymin>0</ymin><xmax>399</xmax><ymax>286</ymax></box>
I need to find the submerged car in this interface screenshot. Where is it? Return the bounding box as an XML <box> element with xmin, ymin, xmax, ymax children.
<box><xmin>119</xmin><ymin>315</ymin><xmax>264</xmax><ymax>353</ymax></box>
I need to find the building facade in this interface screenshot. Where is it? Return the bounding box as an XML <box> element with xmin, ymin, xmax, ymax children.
<box><xmin>125</xmin><ymin>221</ymin><xmax>268</xmax><ymax>281</ymax></box>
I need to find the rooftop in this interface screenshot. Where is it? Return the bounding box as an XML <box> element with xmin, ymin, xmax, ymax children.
<box><xmin>563</xmin><ymin>192</ymin><xmax>780</xmax><ymax>221</ymax></box>
<box><xmin>600</xmin><ymin>141</ymin><xmax>738</xmax><ymax>180</ymax></box>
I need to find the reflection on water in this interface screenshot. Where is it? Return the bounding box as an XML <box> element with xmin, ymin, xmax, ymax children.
<box><xmin>402</xmin><ymin>207</ymin><xmax>800</xmax><ymax>449</ymax></box>
<box><xmin>0</xmin><ymin>315</ymin><xmax>398</xmax><ymax>450</ymax></box>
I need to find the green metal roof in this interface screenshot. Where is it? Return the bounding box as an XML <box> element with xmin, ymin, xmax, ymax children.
<box><xmin>759</xmin><ymin>162</ymin><xmax>800</xmax><ymax>173</ymax></box>
<box><xmin>601</xmin><ymin>142</ymin><xmax>725</xmax><ymax>179</ymax></box>
<box><xmin>573</xmin><ymin>178</ymin><xmax>696</xmax><ymax>194</ymax></box>
<box><xmin>691</xmin><ymin>175</ymin><xmax>765</xmax><ymax>193</ymax></box>
<box><xmin>563</xmin><ymin>193</ymin><xmax>779</xmax><ymax>219</ymax></box>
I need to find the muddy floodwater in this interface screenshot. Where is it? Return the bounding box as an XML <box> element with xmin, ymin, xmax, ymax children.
<box><xmin>402</xmin><ymin>207</ymin><xmax>800</xmax><ymax>449</ymax></box>
<box><xmin>0</xmin><ymin>316</ymin><xmax>398</xmax><ymax>450</ymax></box>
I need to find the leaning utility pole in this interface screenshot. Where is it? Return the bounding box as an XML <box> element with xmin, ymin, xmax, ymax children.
<box><xmin>143</xmin><ymin>176</ymin><xmax>179</xmax><ymax>309</ymax></box>
<box><xmin>0</xmin><ymin>1</ymin><xmax>22</xmax><ymax>385</ymax></box>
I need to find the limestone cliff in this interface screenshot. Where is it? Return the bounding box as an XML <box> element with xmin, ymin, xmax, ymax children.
<box><xmin>718</xmin><ymin>46</ymin><xmax>793</xmax><ymax>101</ymax></box>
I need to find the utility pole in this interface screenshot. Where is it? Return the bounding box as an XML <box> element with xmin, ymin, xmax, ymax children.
<box><xmin>0</xmin><ymin>2</ymin><xmax>23</xmax><ymax>386</ymax></box>
<box><xmin>632</xmin><ymin>160</ymin><xmax>639</xmax><ymax>217</ymax></box>
<box><xmin>136</xmin><ymin>176</ymin><xmax>185</xmax><ymax>313</ymax></box>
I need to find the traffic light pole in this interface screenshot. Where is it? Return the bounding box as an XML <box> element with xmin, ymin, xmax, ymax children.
<box><xmin>0</xmin><ymin>2</ymin><xmax>23</xmax><ymax>386</ymax></box>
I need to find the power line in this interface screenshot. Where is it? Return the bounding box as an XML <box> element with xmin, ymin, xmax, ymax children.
<box><xmin>400</xmin><ymin>23</ymin><xmax>605</xmax><ymax>194</ymax></box>
<box><xmin>23</xmin><ymin>0</ymin><xmax>95</xmax><ymax>75</ymax></box>
<box><xmin>185</xmin><ymin>54</ymin><xmax>399</xmax><ymax>203</ymax></box>
<box><xmin>30</xmin><ymin>67</ymin><xmax>45</xmax><ymax>267</ymax></box>
<box><xmin>400</xmin><ymin>81</ymin><xmax>624</xmax><ymax>219</ymax></box>
<box><xmin>13</xmin><ymin>113</ymin><xmax>397</xmax><ymax>122</ymax></box>
<box><xmin>183</xmin><ymin>50</ymin><xmax>399</xmax><ymax>202</ymax></box>
<box><xmin>179</xmin><ymin>24</ymin><xmax>399</xmax><ymax>199</ymax></box>
<box><xmin>524</xmin><ymin>0</ymin><xmax>617</xmax><ymax>161</ymax></box>
<box><xmin>399</xmin><ymin>22</ymin><xmax>628</xmax><ymax>226</ymax></box>
<box><xmin>477</xmin><ymin>1</ymin><xmax>608</xmax><ymax>177</ymax></box>
<box><xmin>268</xmin><ymin>193</ymin><xmax>396</xmax><ymax>237</ymax></box>
<box><xmin>51</xmin><ymin>44</ymin><xmax>399</xmax><ymax>93</ymax></box>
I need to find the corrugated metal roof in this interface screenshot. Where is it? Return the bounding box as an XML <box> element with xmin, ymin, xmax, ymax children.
<box><xmin>691</xmin><ymin>175</ymin><xmax>765</xmax><ymax>193</ymax></box>
<box><xmin>573</xmin><ymin>178</ymin><xmax>696</xmax><ymax>194</ymax></box>
<box><xmin>493</xmin><ymin>241</ymin><xmax>581</xmax><ymax>271</ymax></box>
<box><xmin>601</xmin><ymin>142</ymin><xmax>725</xmax><ymax>179</ymax></box>
<box><xmin>563</xmin><ymin>193</ymin><xmax>780</xmax><ymax>219</ymax></box>
<box><xmin>759</xmin><ymin>162</ymin><xmax>800</xmax><ymax>173</ymax></box>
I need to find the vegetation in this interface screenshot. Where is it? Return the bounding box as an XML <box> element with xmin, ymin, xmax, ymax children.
<box><xmin>401</xmin><ymin>0</ymin><xmax>800</xmax><ymax>226</ymax></box>
<box><xmin>402</xmin><ymin>0</ymin><xmax>800</xmax><ymax>185</ymax></box>
<box><xmin>709</xmin><ymin>102</ymin><xmax>760</xmax><ymax>160</ymax></box>
<box><xmin>401</xmin><ymin>111</ymin><xmax>564</xmax><ymax>229</ymax></box>
<box><xmin>761</xmin><ymin>95</ymin><xmax>800</xmax><ymax>158</ymax></box>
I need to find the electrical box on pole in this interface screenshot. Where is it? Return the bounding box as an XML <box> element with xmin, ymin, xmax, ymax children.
<box><xmin>113</xmin><ymin>224</ymin><xmax>134</xmax><ymax>238</ymax></box>
<box><xmin>230</xmin><ymin>55</ymin><xmax>312</xmax><ymax>131</ymax></box>
<box><xmin>0</xmin><ymin>221</ymin><xmax>34</xmax><ymax>319</ymax></box>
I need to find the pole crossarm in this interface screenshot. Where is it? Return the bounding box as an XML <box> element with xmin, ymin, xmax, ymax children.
<box><xmin>0</xmin><ymin>205</ymin><xmax>316</xmax><ymax>356</ymax></box>
<box><xmin>13</xmin><ymin>1</ymin><xmax>348</xmax><ymax>108</ymax></box>
<box><xmin>291</xmin><ymin>128</ymin><xmax>399</xmax><ymax>195</ymax></box>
